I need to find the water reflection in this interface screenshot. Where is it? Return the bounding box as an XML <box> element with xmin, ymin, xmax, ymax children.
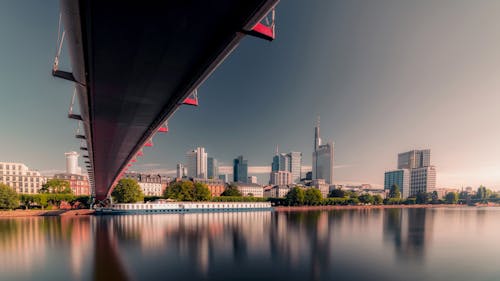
<box><xmin>1</xmin><ymin>208</ymin><xmax>500</xmax><ymax>281</ymax></box>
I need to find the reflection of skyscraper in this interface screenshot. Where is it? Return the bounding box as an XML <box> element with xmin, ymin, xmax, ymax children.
<box><xmin>383</xmin><ymin>208</ymin><xmax>432</xmax><ymax>260</ymax></box>
<box><xmin>312</xmin><ymin>118</ymin><xmax>334</xmax><ymax>184</ymax></box>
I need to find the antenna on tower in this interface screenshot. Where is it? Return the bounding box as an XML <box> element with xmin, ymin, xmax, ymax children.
<box><xmin>275</xmin><ymin>144</ymin><xmax>279</xmax><ymax>155</ymax></box>
<box><xmin>316</xmin><ymin>116</ymin><xmax>320</xmax><ymax>127</ymax></box>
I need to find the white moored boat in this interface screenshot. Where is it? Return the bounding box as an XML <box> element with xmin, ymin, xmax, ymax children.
<box><xmin>95</xmin><ymin>201</ymin><xmax>272</xmax><ymax>215</ymax></box>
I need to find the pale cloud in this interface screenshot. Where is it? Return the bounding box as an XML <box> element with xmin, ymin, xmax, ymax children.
<box><xmin>39</xmin><ymin>169</ymin><xmax>65</xmax><ymax>176</ymax></box>
<box><xmin>438</xmin><ymin>165</ymin><xmax>500</xmax><ymax>189</ymax></box>
<box><xmin>219</xmin><ymin>165</ymin><xmax>271</xmax><ymax>174</ymax></box>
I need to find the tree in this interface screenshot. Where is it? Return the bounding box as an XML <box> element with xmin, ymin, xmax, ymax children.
<box><xmin>304</xmin><ymin>188</ymin><xmax>322</xmax><ymax>205</ymax></box>
<box><xmin>285</xmin><ymin>187</ymin><xmax>305</xmax><ymax>206</ymax></box>
<box><xmin>389</xmin><ymin>184</ymin><xmax>401</xmax><ymax>199</ymax></box>
<box><xmin>164</xmin><ymin>181</ymin><xmax>211</xmax><ymax>201</ymax></box>
<box><xmin>221</xmin><ymin>184</ymin><xmax>242</xmax><ymax>197</ymax></box>
<box><xmin>193</xmin><ymin>182</ymin><xmax>211</xmax><ymax>201</ymax></box>
<box><xmin>359</xmin><ymin>193</ymin><xmax>375</xmax><ymax>204</ymax></box>
<box><xmin>40</xmin><ymin>179</ymin><xmax>72</xmax><ymax>194</ymax></box>
<box><xmin>373</xmin><ymin>194</ymin><xmax>383</xmax><ymax>205</ymax></box>
<box><xmin>445</xmin><ymin>192</ymin><xmax>459</xmax><ymax>204</ymax></box>
<box><xmin>329</xmin><ymin>188</ymin><xmax>345</xmax><ymax>198</ymax></box>
<box><xmin>0</xmin><ymin>184</ymin><xmax>19</xmax><ymax>209</ymax></box>
<box><xmin>430</xmin><ymin>191</ymin><xmax>439</xmax><ymax>204</ymax></box>
<box><xmin>19</xmin><ymin>194</ymin><xmax>36</xmax><ymax>210</ymax></box>
<box><xmin>164</xmin><ymin>181</ymin><xmax>194</xmax><ymax>201</ymax></box>
<box><xmin>112</xmin><ymin>179</ymin><xmax>144</xmax><ymax>203</ymax></box>
<box><xmin>416</xmin><ymin>192</ymin><xmax>430</xmax><ymax>204</ymax></box>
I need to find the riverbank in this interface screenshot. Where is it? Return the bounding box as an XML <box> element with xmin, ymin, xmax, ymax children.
<box><xmin>0</xmin><ymin>209</ymin><xmax>95</xmax><ymax>217</ymax></box>
<box><xmin>274</xmin><ymin>203</ymin><xmax>500</xmax><ymax>212</ymax></box>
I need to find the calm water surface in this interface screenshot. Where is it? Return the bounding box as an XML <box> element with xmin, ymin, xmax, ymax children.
<box><xmin>1</xmin><ymin>208</ymin><xmax>499</xmax><ymax>281</ymax></box>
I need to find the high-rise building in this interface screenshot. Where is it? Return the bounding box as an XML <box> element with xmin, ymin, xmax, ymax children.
<box><xmin>248</xmin><ymin>176</ymin><xmax>258</xmax><ymax>184</ymax></box>
<box><xmin>0</xmin><ymin>162</ymin><xmax>47</xmax><ymax>194</ymax></box>
<box><xmin>288</xmin><ymin>151</ymin><xmax>302</xmax><ymax>183</ymax></box>
<box><xmin>387</xmin><ymin>149</ymin><xmax>436</xmax><ymax>198</ymax></box>
<box><xmin>270</xmin><ymin>170</ymin><xmax>292</xmax><ymax>186</ymax></box>
<box><xmin>397</xmin><ymin>149</ymin><xmax>431</xmax><ymax>169</ymax></box>
<box><xmin>384</xmin><ymin>169</ymin><xmax>410</xmax><ymax>198</ymax></box>
<box><xmin>176</xmin><ymin>163</ymin><xmax>186</xmax><ymax>178</ymax></box>
<box><xmin>312</xmin><ymin>117</ymin><xmax>334</xmax><ymax>184</ymax></box>
<box><xmin>186</xmin><ymin>147</ymin><xmax>208</xmax><ymax>179</ymax></box>
<box><xmin>410</xmin><ymin>166</ymin><xmax>436</xmax><ymax>196</ymax></box>
<box><xmin>218</xmin><ymin>174</ymin><xmax>230</xmax><ymax>183</ymax></box>
<box><xmin>233</xmin><ymin>156</ymin><xmax>248</xmax><ymax>183</ymax></box>
<box><xmin>65</xmin><ymin>151</ymin><xmax>81</xmax><ymax>175</ymax></box>
<box><xmin>271</xmin><ymin>147</ymin><xmax>302</xmax><ymax>184</ymax></box>
<box><xmin>207</xmin><ymin>157</ymin><xmax>219</xmax><ymax>179</ymax></box>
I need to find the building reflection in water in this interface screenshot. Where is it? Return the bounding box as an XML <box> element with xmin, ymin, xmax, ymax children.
<box><xmin>106</xmin><ymin>211</ymin><xmax>334</xmax><ymax>281</ymax></box>
<box><xmin>383</xmin><ymin>208</ymin><xmax>434</xmax><ymax>261</ymax></box>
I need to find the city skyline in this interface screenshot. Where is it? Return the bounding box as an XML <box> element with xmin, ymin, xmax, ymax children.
<box><xmin>1</xmin><ymin>0</ymin><xmax>500</xmax><ymax>189</ymax></box>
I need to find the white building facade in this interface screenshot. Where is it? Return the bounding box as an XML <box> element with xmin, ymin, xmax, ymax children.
<box><xmin>270</xmin><ymin>170</ymin><xmax>292</xmax><ymax>186</ymax></box>
<box><xmin>0</xmin><ymin>162</ymin><xmax>47</xmax><ymax>194</ymax></box>
<box><xmin>235</xmin><ymin>183</ymin><xmax>264</xmax><ymax>198</ymax></box>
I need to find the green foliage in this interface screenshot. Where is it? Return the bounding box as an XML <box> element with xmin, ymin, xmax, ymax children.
<box><xmin>322</xmin><ymin>198</ymin><xmax>349</xmax><ymax>205</ymax></box>
<box><xmin>430</xmin><ymin>191</ymin><xmax>439</xmax><ymax>204</ymax></box>
<box><xmin>0</xmin><ymin>184</ymin><xmax>19</xmax><ymax>209</ymax></box>
<box><xmin>404</xmin><ymin>197</ymin><xmax>417</xmax><ymax>205</ymax></box>
<box><xmin>71</xmin><ymin>196</ymin><xmax>91</xmax><ymax>209</ymax></box>
<box><xmin>445</xmin><ymin>192</ymin><xmax>459</xmax><ymax>204</ymax></box>
<box><xmin>144</xmin><ymin>196</ymin><xmax>162</xmax><ymax>202</ymax></box>
<box><xmin>459</xmin><ymin>191</ymin><xmax>468</xmax><ymax>200</ymax></box>
<box><xmin>304</xmin><ymin>188</ymin><xmax>323</xmax><ymax>205</ymax></box>
<box><xmin>345</xmin><ymin>190</ymin><xmax>359</xmax><ymax>199</ymax></box>
<box><xmin>416</xmin><ymin>192</ymin><xmax>431</xmax><ymax>204</ymax></box>
<box><xmin>211</xmin><ymin>196</ymin><xmax>267</xmax><ymax>202</ymax></box>
<box><xmin>329</xmin><ymin>188</ymin><xmax>345</xmax><ymax>198</ymax></box>
<box><xmin>373</xmin><ymin>195</ymin><xmax>384</xmax><ymax>205</ymax></box>
<box><xmin>359</xmin><ymin>193</ymin><xmax>375</xmax><ymax>204</ymax></box>
<box><xmin>285</xmin><ymin>187</ymin><xmax>305</xmax><ymax>206</ymax></box>
<box><xmin>164</xmin><ymin>181</ymin><xmax>211</xmax><ymax>201</ymax></box>
<box><xmin>40</xmin><ymin>179</ymin><xmax>72</xmax><ymax>194</ymax></box>
<box><xmin>221</xmin><ymin>184</ymin><xmax>242</xmax><ymax>197</ymax></box>
<box><xmin>112</xmin><ymin>179</ymin><xmax>144</xmax><ymax>203</ymax></box>
<box><xmin>389</xmin><ymin>184</ymin><xmax>401</xmax><ymax>199</ymax></box>
<box><xmin>194</xmin><ymin>183</ymin><xmax>212</xmax><ymax>201</ymax></box>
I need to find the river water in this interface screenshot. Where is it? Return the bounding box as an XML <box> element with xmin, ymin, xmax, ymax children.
<box><xmin>0</xmin><ymin>207</ymin><xmax>499</xmax><ymax>281</ymax></box>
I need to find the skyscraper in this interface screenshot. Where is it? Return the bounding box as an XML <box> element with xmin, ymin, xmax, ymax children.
<box><xmin>207</xmin><ymin>157</ymin><xmax>219</xmax><ymax>179</ymax></box>
<box><xmin>288</xmin><ymin>151</ymin><xmax>302</xmax><ymax>183</ymax></box>
<box><xmin>387</xmin><ymin>149</ymin><xmax>436</xmax><ymax>198</ymax></box>
<box><xmin>271</xmin><ymin>147</ymin><xmax>302</xmax><ymax>183</ymax></box>
<box><xmin>397</xmin><ymin>149</ymin><xmax>431</xmax><ymax>169</ymax></box>
<box><xmin>384</xmin><ymin>169</ymin><xmax>410</xmax><ymax>198</ymax></box>
<box><xmin>176</xmin><ymin>163</ymin><xmax>186</xmax><ymax>178</ymax></box>
<box><xmin>312</xmin><ymin>117</ymin><xmax>334</xmax><ymax>184</ymax></box>
<box><xmin>185</xmin><ymin>147</ymin><xmax>208</xmax><ymax>179</ymax></box>
<box><xmin>65</xmin><ymin>151</ymin><xmax>81</xmax><ymax>175</ymax></box>
<box><xmin>233</xmin><ymin>155</ymin><xmax>248</xmax><ymax>183</ymax></box>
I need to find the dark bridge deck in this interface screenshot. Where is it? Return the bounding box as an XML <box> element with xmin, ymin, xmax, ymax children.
<box><xmin>60</xmin><ymin>0</ymin><xmax>277</xmax><ymax>200</ymax></box>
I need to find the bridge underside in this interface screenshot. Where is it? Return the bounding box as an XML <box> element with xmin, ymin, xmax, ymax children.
<box><xmin>60</xmin><ymin>0</ymin><xmax>277</xmax><ymax>200</ymax></box>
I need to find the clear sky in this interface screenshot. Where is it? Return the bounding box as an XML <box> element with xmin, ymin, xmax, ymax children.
<box><xmin>1</xmin><ymin>0</ymin><xmax>500</xmax><ymax>189</ymax></box>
